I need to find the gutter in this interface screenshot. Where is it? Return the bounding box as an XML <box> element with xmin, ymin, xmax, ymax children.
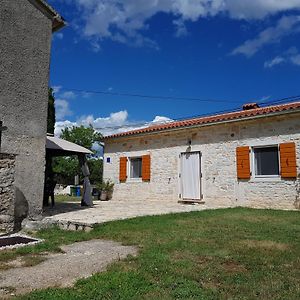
<box><xmin>104</xmin><ymin>108</ymin><xmax>300</xmax><ymax>141</ymax></box>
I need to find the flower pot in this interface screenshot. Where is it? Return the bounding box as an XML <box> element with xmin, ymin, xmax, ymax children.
<box><xmin>107</xmin><ymin>191</ymin><xmax>113</xmax><ymax>200</ymax></box>
<box><xmin>100</xmin><ymin>191</ymin><xmax>108</xmax><ymax>201</ymax></box>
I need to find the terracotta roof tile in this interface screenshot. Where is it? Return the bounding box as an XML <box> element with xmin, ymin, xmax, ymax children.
<box><xmin>104</xmin><ymin>101</ymin><xmax>300</xmax><ymax>139</ymax></box>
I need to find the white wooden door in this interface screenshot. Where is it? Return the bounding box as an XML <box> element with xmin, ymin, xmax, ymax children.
<box><xmin>180</xmin><ymin>152</ymin><xmax>201</xmax><ymax>200</ymax></box>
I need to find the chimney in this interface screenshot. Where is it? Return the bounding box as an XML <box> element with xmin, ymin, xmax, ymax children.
<box><xmin>242</xmin><ymin>103</ymin><xmax>260</xmax><ymax>110</ymax></box>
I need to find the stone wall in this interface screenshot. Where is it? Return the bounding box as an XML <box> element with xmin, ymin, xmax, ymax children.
<box><xmin>0</xmin><ymin>0</ymin><xmax>53</xmax><ymax>222</ymax></box>
<box><xmin>0</xmin><ymin>154</ymin><xmax>16</xmax><ymax>232</ymax></box>
<box><xmin>104</xmin><ymin>113</ymin><xmax>300</xmax><ymax>210</ymax></box>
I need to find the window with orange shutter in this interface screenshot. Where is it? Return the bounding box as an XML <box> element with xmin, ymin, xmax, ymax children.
<box><xmin>121</xmin><ymin>155</ymin><xmax>151</xmax><ymax>182</ymax></box>
<box><xmin>142</xmin><ymin>155</ymin><xmax>151</xmax><ymax>181</ymax></box>
<box><xmin>280</xmin><ymin>142</ymin><xmax>297</xmax><ymax>178</ymax></box>
<box><xmin>119</xmin><ymin>157</ymin><xmax>127</xmax><ymax>182</ymax></box>
<box><xmin>242</xmin><ymin>142</ymin><xmax>298</xmax><ymax>179</ymax></box>
<box><xmin>236</xmin><ymin>146</ymin><xmax>251</xmax><ymax>179</ymax></box>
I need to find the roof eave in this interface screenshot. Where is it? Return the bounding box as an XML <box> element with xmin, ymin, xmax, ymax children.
<box><xmin>52</xmin><ymin>18</ymin><xmax>66</xmax><ymax>32</ymax></box>
<box><xmin>28</xmin><ymin>0</ymin><xmax>66</xmax><ymax>32</ymax></box>
<box><xmin>104</xmin><ymin>108</ymin><xmax>300</xmax><ymax>141</ymax></box>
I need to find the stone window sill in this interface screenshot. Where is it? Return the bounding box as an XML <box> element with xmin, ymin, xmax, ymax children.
<box><xmin>250</xmin><ymin>176</ymin><xmax>281</xmax><ymax>183</ymax></box>
<box><xmin>127</xmin><ymin>178</ymin><xmax>143</xmax><ymax>183</ymax></box>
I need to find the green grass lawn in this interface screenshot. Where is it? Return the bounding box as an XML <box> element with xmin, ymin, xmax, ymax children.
<box><xmin>6</xmin><ymin>208</ymin><xmax>300</xmax><ymax>299</ymax></box>
<box><xmin>55</xmin><ymin>195</ymin><xmax>81</xmax><ymax>202</ymax></box>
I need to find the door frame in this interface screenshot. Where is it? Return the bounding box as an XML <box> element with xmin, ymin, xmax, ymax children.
<box><xmin>179</xmin><ymin>151</ymin><xmax>202</xmax><ymax>201</ymax></box>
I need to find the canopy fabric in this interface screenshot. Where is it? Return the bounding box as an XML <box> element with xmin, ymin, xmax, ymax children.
<box><xmin>46</xmin><ymin>135</ymin><xmax>93</xmax><ymax>156</ymax></box>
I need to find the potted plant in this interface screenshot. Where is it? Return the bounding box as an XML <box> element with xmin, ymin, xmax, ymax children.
<box><xmin>99</xmin><ymin>179</ymin><xmax>114</xmax><ymax>201</ymax></box>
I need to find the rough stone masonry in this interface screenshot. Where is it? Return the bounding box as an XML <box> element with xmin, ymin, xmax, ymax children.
<box><xmin>0</xmin><ymin>154</ymin><xmax>16</xmax><ymax>232</ymax></box>
<box><xmin>104</xmin><ymin>113</ymin><xmax>300</xmax><ymax>210</ymax></box>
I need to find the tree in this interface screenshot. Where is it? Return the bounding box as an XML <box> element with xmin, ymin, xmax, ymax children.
<box><xmin>53</xmin><ymin>126</ymin><xmax>103</xmax><ymax>185</ymax></box>
<box><xmin>88</xmin><ymin>158</ymin><xmax>103</xmax><ymax>184</ymax></box>
<box><xmin>60</xmin><ymin>125</ymin><xmax>102</xmax><ymax>152</ymax></box>
<box><xmin>52</xmin><ymin>156</ymin><xmax>79</xmax><ymax>185</ymax></box>
<box><xmin>47</xmin><ymin>88</ymin><xmax>56</xmax><ymax>134</ymax></box>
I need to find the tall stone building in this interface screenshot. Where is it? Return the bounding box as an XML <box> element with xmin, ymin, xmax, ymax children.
<box><xmin>0</xmin><ymin>0</ymin><xmax>65</xmax><ymax>230</ymax></box>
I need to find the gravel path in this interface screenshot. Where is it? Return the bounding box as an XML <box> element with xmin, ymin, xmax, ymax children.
<box><xmin>0</xmin><ymin>240</ymin><xmax>137</xmax><ymax>298</ymax></box>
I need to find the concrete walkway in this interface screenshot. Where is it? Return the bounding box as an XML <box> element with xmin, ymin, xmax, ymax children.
<box><xmin>43</xmin><ymin>200</ymin><xmax>208</xmax><ymax>231</ymax></box>
<box><xmin>0</xmin><ymin>240</ymin><xmax>137</xmax><ymax>297</ymax></box>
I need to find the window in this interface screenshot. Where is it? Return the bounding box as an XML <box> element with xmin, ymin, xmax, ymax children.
<box><xmin>253</xmin><ymin>146</ymin><xmax>279</xmax><ymax>177</ymax></box>
<box><xmin>130</xmin><ymin>157</ymin><xmax>142</xmax><ymax>179</ymax></box>
<box><xmin>119</xmin><ymin>155</ymin><xmax>151</xmax><ymax>183</ymax></box>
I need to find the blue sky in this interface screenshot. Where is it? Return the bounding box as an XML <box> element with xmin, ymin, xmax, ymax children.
<box><xmin>48</xmin><ymin>0</ymin><xmax>300</xmax><ymax>136</ymax></box>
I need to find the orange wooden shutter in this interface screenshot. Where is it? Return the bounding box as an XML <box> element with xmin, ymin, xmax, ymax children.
<box><xmin>142</xmin><ymin>155</ymin><xmax>151</xmax><ymax>181</ymax></box>
<box><xmin>236</xmin><ymin>146</ymin><xmax>251</xmax><ymax>179</ymax></box>
<box><xmin>280</xmin><ymin>142</ymin><xmax>297</xmax><ymax>178</ymax></box>
<box><xmin>119</xmin><ymin>157</ymin><xmax>127</xmax><ymax>182</ymax></box>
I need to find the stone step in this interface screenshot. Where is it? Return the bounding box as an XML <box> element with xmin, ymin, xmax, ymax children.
<box><xmin>22</xmin><ymin>218</ymin><xmax>94</xmax><ymax>233</ymax></box>
<box><xmin>57</xmin><ymin>221</ymin><xmax>94</xmax><ymax>232</ymax></box>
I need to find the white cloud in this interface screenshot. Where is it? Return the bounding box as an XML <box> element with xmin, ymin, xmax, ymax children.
<box><xmin>55</xmin><ymin>110</ymin><xmax>129</xmax><ymax>136</ymax></box>
<box><xmin>232</xmin><ymin>15</ymin><xmax>300</xmax><ymax>57</ymax></box>
<box><xmin>264</xmin><ymin>56</ymin><xmax>285</xmax><ymax>68</ymax></box>
<box><xmin>152</xmin><ymin>116</ymin><xmax>173</xmax><ymax>123</ymax></box>
<box><xmin>290</xmin><ymin>53</ymin><xmax>300</xmax><ymax>65</ymax></box>
<box><xmin>173</xmin><ymin>18</ymin><xmax>189</xmax><ymax>37</ymax></box>
<box><xmin>60</xmin><ymin>91</ymin><xmax>77</xmax><ymax>99</ymax></box>
<box><xmin>54</xmin><ymin>110</ymin><xmax>173</xmax><ymax>137</ymax></box>
<box><xmin>264</xmin><ymin>47</ymin><xmax>300</xmax><ymax>68</ymax></box>
<box><xmin>79</xmin><ymin>111</ymin><xmax>129</xmax><ymax>130</ymax></box>
<box><xmin>257</xmin><ymin>95</ymin><xmax>271</xmax><ymax>102</ymax></box>
<box><xmin>55</xmin><ymin>99</ymin><xmax>73</xmax><ymax>121</ymax></box>
<box><xmin>70</xmin><ymin>0</ymin><xmax>300</xmax><ymax>48</ymax></box>
<box><xmin>51</xmin><ymin>87</ymin><xmax>76</xmax><ymax>121</ymax></box>
<box><xmin>82</xmin><ymin>91</ymin><xmax>93</xmax><ymax>98</ymax></box>
<box><xmin>55</xmin><ymin>120</ymin><xmax>74</xmax><ymax>136</ymax></box>
<box><xmin>53</xmin><ymin>32</ymin><xmax>64</xmax><ymax>40</ymax></box>
<box><xmin>52</xmin><ymin>85</ymin><xmax>62</xmax><ymax>94</ymax></box>
<box><xmin>225</xmin><ymin>0</ymin><xmax>300</xmax><ymax>19</ymax></box>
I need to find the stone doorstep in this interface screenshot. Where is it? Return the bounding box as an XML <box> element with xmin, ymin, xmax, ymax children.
<box><xmin>178</xmin><ymin>200</ymin><xmax>206</xmax><ymax>205</ymax></box>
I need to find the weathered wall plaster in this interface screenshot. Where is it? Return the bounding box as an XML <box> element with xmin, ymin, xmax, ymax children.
<box><xmin>0</xmin><ymin>0</ymin><xmax>53</xmax><ymax>222</ymax></box>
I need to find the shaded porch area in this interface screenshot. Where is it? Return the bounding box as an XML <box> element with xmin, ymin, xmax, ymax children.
<box><xmin>45</xmin><ymin>134</ymin><xmax>94</xmax><ymax>208</ymax></box>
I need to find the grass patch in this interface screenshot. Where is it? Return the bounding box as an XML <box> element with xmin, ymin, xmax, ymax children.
<box><xmin>3</xmin><ymin>207</ymin><xmax>299</xmax><ymax>299</ymax></box>
<box><xmin>55</xmin><ymin>195</ymin><xmax>81</xmax><ymax>203</ymax></box>
<box><xmin>0</xmin><ymin>253</ymin><xmax>48</xmax><ymax>270</ymax></box>
<box><xmin>21</xmin><ymin>254</ymin><xmax>48</xmax><ymax>268</ymax></box>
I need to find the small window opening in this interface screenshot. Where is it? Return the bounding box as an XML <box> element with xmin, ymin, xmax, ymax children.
<box><xmin>130</xmin><ymin>157</ymin><xmax>142</xmax><ymax>178</ymax></box>
<box><xmin>253</xmin><ymin>146</ymin><xmax>279</xmax><ymax>176</ymax></box>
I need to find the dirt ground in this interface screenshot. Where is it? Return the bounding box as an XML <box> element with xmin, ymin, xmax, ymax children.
<box><xmin>0</xmin><ymin>240</ymin><xmax>137</xmax><ymax>298</ymax></box>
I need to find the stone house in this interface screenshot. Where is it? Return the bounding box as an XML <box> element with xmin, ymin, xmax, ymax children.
<box><xmin>0</xmin><ymin>0</ymin><xmax>65</xmax><ymax>231</ymax></box>
<box><xmin>103</xmin><ymin>101</ymin><xmax>300</xmax><ymax>210</ymax></box>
